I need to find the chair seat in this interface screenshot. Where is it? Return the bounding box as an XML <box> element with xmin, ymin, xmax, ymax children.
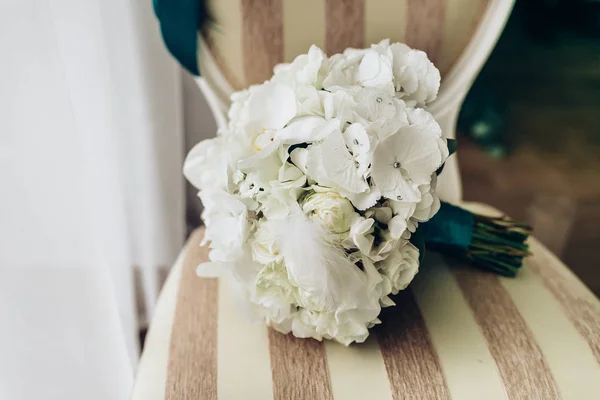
<box><xmin>132</xmin><ymin>203</ymin><xmax>600</xmax><ymax>400</ymax></box>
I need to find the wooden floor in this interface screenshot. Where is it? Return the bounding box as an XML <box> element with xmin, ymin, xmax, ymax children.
<box><xmin>459</xmin><ymin>30</ymin><xmax>600</xmax><ymax>295</ymax></box>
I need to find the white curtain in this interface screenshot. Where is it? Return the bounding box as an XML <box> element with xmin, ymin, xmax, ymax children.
<box><xmin>0</xmin><ymin>0</ymin><xmax>185</xmax><ymax>398</ymax></box>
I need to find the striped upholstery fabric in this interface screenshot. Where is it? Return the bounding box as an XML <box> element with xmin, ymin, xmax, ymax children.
<box><xmin>204</xmin><ymin>0</ymin><xmax>491</xmax><ymax>90</ymax></box>
<box><xmin>164</xmin><ymin>203</ymin><xmax>600</xmax><ymax>400</ymax></box>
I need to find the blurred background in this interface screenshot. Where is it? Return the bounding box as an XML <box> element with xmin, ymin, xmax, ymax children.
<box><xmin>0</xmin><ymin>0</ymin><xmax>599</xmax><ymax>398</ymax></box>
<box><xmin>457</xmin><ymin>0</ymin><xmax>600</xmax><ymax>295</ymax></box>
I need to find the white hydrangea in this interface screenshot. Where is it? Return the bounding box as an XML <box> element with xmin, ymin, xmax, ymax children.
<box><xmin>185</xmin><ymin>40</ymin><xmax>448</xmax><ymax>345</ymax></box>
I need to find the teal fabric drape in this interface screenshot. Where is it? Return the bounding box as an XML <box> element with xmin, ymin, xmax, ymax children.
<box><xmin>153</xmin><ymin>0</ymin><xmax>201</xmax><ymax>75</ymax></box>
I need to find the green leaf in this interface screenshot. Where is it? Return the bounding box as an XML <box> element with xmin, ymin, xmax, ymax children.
<box><xmin>447</xmin><ymin>139</ymin><xmax>458</xmax><ymax>156</ymax></box>
<box><xmin>435</xmin><ymin>139</ymin><xmax>458</xmax><ymax>176</ymax></box>
<box><xmin>435</xmin><ymin>163</ymin><xmax>445</xmax><ymax>176</ymax></box>
<box><xmin>410</xmin><ymin>227</ymin><xmax>426</xmax><ymax>264</ymax></box>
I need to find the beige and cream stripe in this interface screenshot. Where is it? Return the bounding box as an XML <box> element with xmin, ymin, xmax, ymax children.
<box><xmin>452</xmin><ymin>262</ymin><xmax>561</xmax><ymax>399</ymax></box>
<box><xmin>165</xmin><ymin>230</ymin><xmax>218</xmax><ymax>400</ymax></box>
<box><xmin>165</xmin><ymin>221</ymin><xmax>600</xmax><ymax>399</ymax></box>
<box><xmin>204</xmin><ymin>0</ymin><xmax>491</xmax><ymax>88</ymax></box>
<box><xmin>241</xmin><ymin>0</ymin><xmax>284</xmax><ymax>85</ymax></box>
<box><xmin>376</xmin><ymin>289</ymin><xmax>451</xmax><ymax>399</ymax></box>
<box><xmin>217</xmin><ymin>280</ymin><xmax>274</xmax><ymax>400</ymax></box>
<box><xmin>324</xmin><ymin>0</ymin><xmax>365</xmax><ymax>55</ymax></box>
<box><xmin>500</xmin><ymin>258</ymin><xmax>600</xmax><ymax>399</ymax></box>
<box><xmin>324</xmin><ymin>335</ymin><xmax>393</xmax><ymax>400</ymax></box>
<box><xmin>268</xmin><ymin>331</ymin><xmax>333</xmax><ymax>399</ymax></box>
<box><xmin>528</xmin><ymin>238</ymin><xmax>600</xmax><ymax>365</ymax></box>
<box><xmin>404</xmin><ymin>0</ymin><xmax>446</xmax><ymax>65</ymax></box>
<box><xmin>411</xmin><ymin>252</ymin><xmax>507</xmax><ymax>400</ymax></box>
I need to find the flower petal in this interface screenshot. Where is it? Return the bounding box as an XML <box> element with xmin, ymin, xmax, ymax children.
<box><xmin>320</xmin><ymin>130</ymin><xmax>369</xmax><ymax>193</ymax></box>
<box><xmin>343</xmin><ymin>123</ymin><xmax>370</xmax><ymax>156</ymax></box>
<box><xmin>346</xmin><ymin>186</ymin><xmax>382</xmax><ymax>210</ymax></box>
<box><xmin>248</xmin><ymin>82</ymin><xmax>297</xmax><ymax>131</ymax></box>
<box><xmin>278</xmin><ymin>116</ymin><xmax>338</xmax><ymax>145</ymax></box>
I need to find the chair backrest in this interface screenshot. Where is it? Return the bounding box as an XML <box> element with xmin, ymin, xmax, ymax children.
<box><xmin>204</xmin><ymin>0</ymin><xmax>500</xmax><ymax>87</ymax></box>
<box><xmin>197</xmin><ymin>0</ymin><xmax>515</xmax><ymax>202</ymax></box>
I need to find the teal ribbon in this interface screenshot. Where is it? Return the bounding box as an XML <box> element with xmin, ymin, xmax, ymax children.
<box><xmin>420</xmin><ymin>202</ymin><xmax>474</xmax><ymax>253</ymax></box>
<box><xmin>153</xmin><ymin>0</ymin><xmax>201</xmax><ymax>75</ymax></box>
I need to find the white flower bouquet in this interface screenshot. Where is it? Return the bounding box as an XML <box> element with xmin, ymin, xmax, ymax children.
<box><xmin>185</xmin><ymin>40</ymin><xmax>530</xmax><ymax>345</ymax></box>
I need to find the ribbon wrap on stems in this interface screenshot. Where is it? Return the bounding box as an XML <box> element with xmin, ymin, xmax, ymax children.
<box><xmin>418</xmin><ymin>202</ymin><xmax>532</xmax><ymax>276</ymax></box>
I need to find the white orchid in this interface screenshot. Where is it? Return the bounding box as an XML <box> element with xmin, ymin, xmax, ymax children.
<box><xmin>185</xmin><ymin>41</ymin><xmax>446</xmax><ymax>345</ymax></box>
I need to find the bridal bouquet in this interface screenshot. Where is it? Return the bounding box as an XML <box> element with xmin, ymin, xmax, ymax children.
<box><xmin>184</xmin><ymin>40</ymin><xmax>530</xmax><ymax>345</ymax></box>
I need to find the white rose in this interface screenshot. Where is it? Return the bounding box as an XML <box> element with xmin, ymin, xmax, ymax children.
<box><xmin>293</xmin><ymin>276</ymin><xmax>382</xmax><ymax>345</ymax></box>
<box><xmin>377</xmin><ymin>241</ymin><xmax>420</xmax><ymax>294</ymax></box>
<box><xmin>302</xmin><ymin>190</ymin><xmax>359</xmax><ymax>234</ymax></box>
<box><xmin>251</xmin><ymin>220</ymin><xmax>282</xmax><ymax>265</ymax></box>
<box><xmin>252</xmin><ymin>262</ymin><xmax>297</xmax><ymax>324</ymax></box>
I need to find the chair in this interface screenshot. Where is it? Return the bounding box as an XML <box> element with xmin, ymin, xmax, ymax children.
<box><xmin>133</xmin><ymin>1</ymin><xmax>600</xmax><ymax>399</ymax></box>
